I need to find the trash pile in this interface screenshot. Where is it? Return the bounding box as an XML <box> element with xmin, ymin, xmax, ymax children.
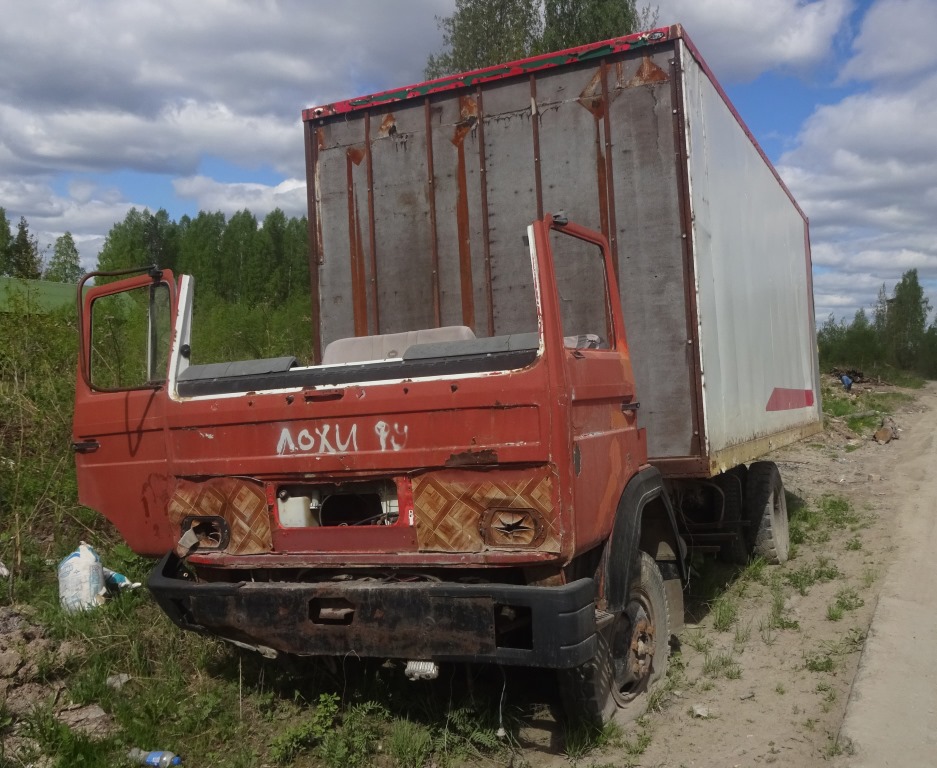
<box><xmin>0</xmin><ymin>544</ymin><xmax>182</xmax><ymax>765</ymax></box>
<box><xmin>57</xmin><ymin>542</ymin><xmax>141</xmax><ymax>613</ymax></box>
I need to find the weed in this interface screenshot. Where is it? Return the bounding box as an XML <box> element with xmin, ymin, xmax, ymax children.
<box><xmin>22</xmin><ymin>704</ymin><xmax>120</xmax><ymax>766</ymax></box>
<box><xmin>803</xmin><ymin>718</ymin><xmax>817</xmax><ymax>732</ymax></box>
<box><xmin>388</xmin><ymin>719</ymin><xmax>434</xmax><ymax>768</ymax></box>
<box><xmin>758</xmin><ymin>620</ymin><xmax>777</xmax><ymax>646</ymax></box>
<box><xmin>836</xmin><ymin>587</ymin><xmax>864</xmax><ymax>612</ymax></box>
<box><xmin>775</xmin><ymin>683</ymin><xmax>786</xmax><ymax>695</ymax></box>
<box><xmin>818</xmin><ymin>496</ymin><xmax>861</xmax><ymax>529</ymax></box>
<box><xmin>270</xmin><ymin>692</ymin><xmax>339</xmax><ymax>764</ymax></box>
<box><xmin>318</xmin><ymin>701</ymin><xmax>387</xmax><ymax>768</ymax></box>
<box><xmin>804</xmin><ymin>653</ymin><xmax>835</xmax><ymax>673</ymax></box>
<box><xmin>646</xmin><ymin>655</ymin><xmax>687</xmax><ymax>714</ymax></box>
<box><xmin>846</xmin><ymin>536</ymin><xmax>862</xmax><ymax>551</ymax></box>
<box><xmin>824</xmin><ymin>733</ymin><xmax>855</xmax><ymax>758</ymax></box>
<box><xmin>784</xmin><ymin>564</ymin><xmax>815</xmax><ymax>596</ymax></box>
<box><xmin>840</xmin><ymin>627</ymin><xmax>867</xmax><ymax>653</ymax></box>
<box><xmin>711</xmin><ymin>592</ymin><xmax>739</xmax><ymax>632</ymax></box>
<box><xmin>826</xmin><ymin>603</ymin><xmax>844</xmax><ymax>622</ymax></box>
<box><xmin>683</xmin><ymin>629</ymin><xmax>713</xmax><ymax>654</ymax></box>
<box><xmin>767</xmin><ymin>579</ymin><xmax>800</xmax><ymax>631</ymax></box>
<box><xmin>739</xmin><ymin>556</ymin><xmax>768</xmax><ymax>585</ymax></box>
<box><xmin>562</xmin><ymin>719</ymin><xmax>621</xmax><ymax>760</ymax></box>
<box><xmin>702</xmin><ymin>652</ymin><xmax>741</xmax><ymax>680</ymax></box>
<box><xmin>861</xmin><ymin>567</ymin><xmax>879</xmax><ymax>589</ymax></box>
<box><xmin>437</xmin><ymin>705</ymin><xmax>504</xmax><ymax>763</ymax></box>
<box><xmin>733</xmin><ymin>622</ymin><xmax>752</xmax><ymax>654</ymax></box>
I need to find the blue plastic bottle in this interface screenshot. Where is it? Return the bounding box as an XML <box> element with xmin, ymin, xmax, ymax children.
<box><xmin>127</xmin><ymin>748</ymin><xmax>182</xmax><ymax>766</ymax></box>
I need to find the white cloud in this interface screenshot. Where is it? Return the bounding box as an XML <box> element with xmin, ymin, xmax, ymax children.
<box><xmin>655</xmin><ymin>0</ymin><xmax>853</xmax><ymax>81</ymax></box>
<box><xmin>173</xmin><ymin>176</ymin><xmax>306</xmax><ymax>220</ymax></box>
<box><xmin>778</xmin><ymin>75</ymin><xmax>937</xmax><ymax>314</ymax></box>
<box><xmin>0</xmin><ymin>0</ymin><xmax>450</xmax><ymax>179</ymax></box>
<box><xmin>840</xmin><ymin>0</ymin><xmax>937</xmax><ymax>82</ymax></box>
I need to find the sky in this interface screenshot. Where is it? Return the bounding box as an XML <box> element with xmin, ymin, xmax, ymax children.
<box><xmin>1</xmin><ymin>0</ymin><xmax>935</xmax><ymax>323</ymax></box>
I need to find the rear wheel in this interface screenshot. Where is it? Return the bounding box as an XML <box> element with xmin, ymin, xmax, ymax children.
<box><xmin>715</xmin><ymin>465</ymin><xmax>749</xmax><ymax>565</ymax></box>
<box><xmin>558</xmin><ymin>551</ymin><xmax>670</xmax><ymax>728</ymax></box>
<box><xmin>746</xmin><ymin>461</ymin><xmax>789</xmax><ymax>564</ymax></box>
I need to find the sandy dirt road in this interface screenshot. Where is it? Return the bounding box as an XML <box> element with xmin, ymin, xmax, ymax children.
<box><xmin>526</xmin><ymin>380</ymin><xmax>935</xmax><ymax>767</ymax></box>
<box><xmin>834</xmin><ymin>381</ymin><xmax>937</xmax><ymax>765</ymax></box>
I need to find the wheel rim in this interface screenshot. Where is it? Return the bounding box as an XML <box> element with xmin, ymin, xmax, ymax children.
<box><xmin>610</xmin><ymin>591</ymin><xmax>657</xmax><ymax>704</ymax></box>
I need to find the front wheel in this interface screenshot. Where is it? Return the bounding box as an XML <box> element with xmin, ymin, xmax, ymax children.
<box><xmin>558</xmin><ymin>551</ymin><xmax>671</xmax><ymax>728</ymax></box>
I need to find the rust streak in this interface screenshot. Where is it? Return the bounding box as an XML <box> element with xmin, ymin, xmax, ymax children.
<box><xmin>530</xmin><ymin>75</ymin><xmax>543</xmax><ymax>220</ymax></box>
<box><xmin>346</xmin><ymin>146</ymin><xmax>368</xmax><ymax>336</ymax></box>
<box><xmin>452</xmin><ymin>95</ymin><xmax>478</xmax><ymax>330</ymax></box>
<box><xmin>425</xmin><ymin>99</ymin><xmax>442</xmax><ymax>327</ymax></box>
<box><xmin>365</xmin><ymin>114</ymin><xmax>380</xmax><ymax>333</ymax></box>
<box><xmin>601</xmin><ymin>59</ymin><xmax>619</xmax><ymax>279</ymax></box>
<box><xmin>475</xmin><ymin>87</ymin><xmax>494</xmax><ymax>336</ymax></box>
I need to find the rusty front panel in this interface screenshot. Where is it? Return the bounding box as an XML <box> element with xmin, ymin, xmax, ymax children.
<box><xmin>428</xmin><ymin>91</ymin><xmax>490</xmax><ymax>332</ymax></box>
<box><xmin>369</xmin><ymin>105</ymin><xmax>436</xmax><ymax>335</ymax></box>
<box><xmin>412</xmin><ymin>465</ymin><xmax>561</xmax><ymax>553</ymax></box>
<box><xmin>168</xmin><ymin>477</ymin><xmax>272</xmax><ymax>555</ymax></box>
<box><xmin>166</xmin><ymin>392</ymin><xmax>547</xmax><ymax>479</ymax></box>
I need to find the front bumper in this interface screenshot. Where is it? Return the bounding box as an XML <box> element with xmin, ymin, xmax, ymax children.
<box><xmin>149</xmin><ymin>553</ymin><xmax>597</xmax><ymax>668</ymax></box>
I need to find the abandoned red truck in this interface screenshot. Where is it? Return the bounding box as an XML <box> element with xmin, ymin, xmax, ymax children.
<box><xmin>72</xmin><ymin>25</ymin><xmax>821</xmax><ymax>725</ymax></box>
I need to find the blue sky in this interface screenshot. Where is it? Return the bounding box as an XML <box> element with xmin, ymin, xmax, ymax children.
<box><xmin>1</xmin><ymin>0</ymin><xmax>935</xmax><ymax>322</ymax></box>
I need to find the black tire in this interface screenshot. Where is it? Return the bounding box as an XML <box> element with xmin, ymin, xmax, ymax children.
<box><xmin>715</xmin><ymin>465</ymin><xmax>749</xmax><ymax>565</ymax></box>
<box><xmin>746</xmin><ymin>461</ymin><xmax>789</xmax><ymax>565</ymax></box>
<box><xmin>558</xmin><ymin>551</ymin><xmax>671</xmax><ymax>728</ymax></box>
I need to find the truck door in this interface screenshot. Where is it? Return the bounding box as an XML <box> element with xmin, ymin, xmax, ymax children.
<box><xmin>531</xmin><ymin>216</ymin><xmax>644</xmax><ymax>553</ymax></box>
<box><xmin>72</xmin><ymin>270</ymin><xmax>177</xmax><ymax>555</ymax></box>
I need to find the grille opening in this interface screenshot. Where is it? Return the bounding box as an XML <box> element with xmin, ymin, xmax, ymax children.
<box><xmin>494</xmin><ymin>603</ymin><xmax>533</xmax><ymax>650</ymax></box>
<box><xmin>320</xmin><ymin>492</ymin><xmax>384</xmax><ymax>526</ymax></box>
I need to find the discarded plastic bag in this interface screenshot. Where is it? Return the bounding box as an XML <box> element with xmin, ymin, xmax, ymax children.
<box><xmin>58</xmin><ymin>542</ymin><xmax>105</xmax><ymax>612</ymax></box>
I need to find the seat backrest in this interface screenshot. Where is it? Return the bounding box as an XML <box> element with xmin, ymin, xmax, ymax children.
<box><xmin>321</xmin><ymin>326</ymin><xmax>476</xmax><ymax>365</ymax></box>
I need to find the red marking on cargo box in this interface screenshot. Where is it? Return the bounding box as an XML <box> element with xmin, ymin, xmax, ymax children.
<box><xmin>766</xmin><ymin>388</ymin><xmax>815</xmax><ymax>411</ymax></box>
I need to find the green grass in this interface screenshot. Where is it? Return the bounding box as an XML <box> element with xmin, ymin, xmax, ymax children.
<box><xmin>710</xmin><ymin>592</ymin><xmax>739</xmax><ymax>632</ymax></box>
<box><xmin>702</xmin><ymin>652</ymin><xmax>741</xmax><ymax>680</ymax></box>
<box><xmin>822</xmin><ymin>380</ymin><xmax>918</xmax><ymax>436</ymax></box>
<box><xmin>827</xmin><ymin>588</ymin><xmax>865</xmax><ymax>621</ymax></box>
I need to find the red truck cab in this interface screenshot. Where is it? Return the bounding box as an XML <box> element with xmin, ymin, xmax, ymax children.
<box><xmin>73</xmin><ymin>214</ymin><xmax>685</xmax><ymax>725</ymax></box>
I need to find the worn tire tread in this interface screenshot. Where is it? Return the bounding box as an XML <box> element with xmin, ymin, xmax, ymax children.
<box><xmin>747</xmin><ymin>461</ymin><xmax>789</xmax><ymax>565</ymax></box>
<box><xmin>558</xmin><ymin>552</ymin><xmax>670</xmax><ymax>729</ymax></box>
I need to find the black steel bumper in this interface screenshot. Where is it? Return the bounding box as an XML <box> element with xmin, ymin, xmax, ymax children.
<box><xmin>149</xmin><ymin>553</ymin><xmax>597</xmax><ymax>669</ymax></box>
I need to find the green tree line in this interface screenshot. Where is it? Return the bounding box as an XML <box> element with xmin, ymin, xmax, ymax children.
<box><xmin>818</xmin><ymin>269</ymin><xmax>937</xmax><ymax>379</ymax></box>
<box><xmin>426</xmin><ymin>0</ymin><xmax>657</xmax><ymax>78</ymax></box>
<box><xmin>0</xmin><ymin>207</ymin><xmax>82</xmax><ymax>282</ymax></box>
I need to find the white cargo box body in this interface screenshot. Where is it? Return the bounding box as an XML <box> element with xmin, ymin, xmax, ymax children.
<box><xmin>302</xmin><ymin>24</ymin><xmax>821</xmax><ymax>479</ymax></box>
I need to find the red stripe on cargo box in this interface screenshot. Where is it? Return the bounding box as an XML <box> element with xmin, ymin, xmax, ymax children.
<box><xmin>766</xmin><ymin>388</ymin><xmax>815</xmax><ymax>411</ymax></box>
